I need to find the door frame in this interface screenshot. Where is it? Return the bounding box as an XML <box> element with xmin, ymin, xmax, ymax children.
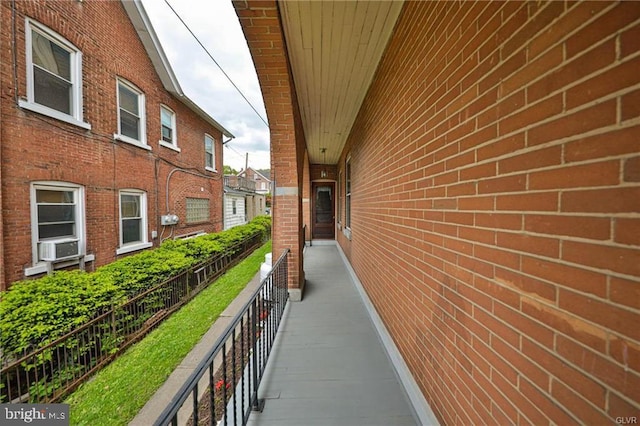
<box><xmin>311</xmin><ymin>182</ymin><xmax>335</xmax><ymax>240</ymax></box>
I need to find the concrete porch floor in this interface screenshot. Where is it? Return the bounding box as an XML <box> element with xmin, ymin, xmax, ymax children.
<box><xmin>246</xmin><ymin>243</ymin><xmax>421</xmax><ymax>426</ymax></box>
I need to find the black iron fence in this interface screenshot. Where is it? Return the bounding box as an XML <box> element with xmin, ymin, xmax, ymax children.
<box><xmin>155</xmin><ymin>249</ymin><xmax>289</xmax><ymax>426</ymax></box>
<box><xmin>0</xmin><ymin>232</ymin><xmax>265</xmax><ymax>404</ymax></box>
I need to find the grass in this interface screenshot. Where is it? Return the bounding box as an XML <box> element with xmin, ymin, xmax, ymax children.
<box><xmin>65</xmin><ymin>241</ymin><xmax>272</xmax><ymax>426</ymax></box>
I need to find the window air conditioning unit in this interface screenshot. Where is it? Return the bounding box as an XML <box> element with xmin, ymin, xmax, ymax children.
<box><xmin>40</xmin><ymin>239</ymin><xmax>80</xmax><ymax>262</ymax></box>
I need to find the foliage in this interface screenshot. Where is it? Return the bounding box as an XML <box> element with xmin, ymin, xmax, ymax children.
<box><xmin>223</xmin><ymin>165</ymin><xmax>239</xmax><ymax>175</ymax></box>
<box><xmin>0</xmin><ymin>271</ymin><xmax>122</xmax><ymax>355</ymax></box>
<box><xmin>157</xmin><ymin>215</ymin><xmax>271</xmax><ymax>265</ymax></box>
<box><xmin>96</xmin><ymin>249</ymin><xmax>193</xmax><ymax>297</ymax></box>
<box><xmin>65</xmin><ymin>241</ymin><xmax>272</xmax><ymax>426</ymax></box>
<box><xmin>0</xmin><ymin>217</ymin><xmax>271</xmax><ymax>375</ymax></box>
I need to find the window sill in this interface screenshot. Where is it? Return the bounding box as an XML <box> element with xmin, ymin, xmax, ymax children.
<box><xmin>114</xmin><ymin>134</ymin><xmax>151</xmax><ymax>150</ymax></box>
<box><xmin>205</xmin><ymin>166</ymin><xmax>218</xmax><ymax>173</ymax></box>
<box><xmin>160</xmin><ymin>140</ymin><xmax>181</xmax><ymax>152</ymax></box>
<box><xmin>116</xmin><ymin>242</ymin><xmax>152</xmax><ymax>255</ymax></box>
<box><xmin>343</xmin><ymin>227</ymin><xmax>352</xmax><ymax>240</ymax></box>
<box><xmin>25</xmin><ymin>254</ymin><xmax>95</xmax><ymax>277</ymax></box>
<box><xmin>19</xmin><ymin>100</ymin><xmax>91</xmax><ymax>130</ymax></box>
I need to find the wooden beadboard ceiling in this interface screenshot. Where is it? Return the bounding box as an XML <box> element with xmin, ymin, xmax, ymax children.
<box><xmin>279</xmin><ymin>0</ymin><xmax>404</xmax><ymax>166</ymax></box>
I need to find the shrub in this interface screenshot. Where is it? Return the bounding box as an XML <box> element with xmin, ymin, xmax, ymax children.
<box><xmin>0</xmin><ymin>271</ymin><xmax>122</xmax><ymax>356</ymax></box>
<box><xmin>0</xmin><ymin>217</ymin><xmax>271</xmax><ymax>360</ymax></box>
<box><xmin>96</xmin><ymin>249</ymin><xmax>193</xmax><ymax>297</ymax></box>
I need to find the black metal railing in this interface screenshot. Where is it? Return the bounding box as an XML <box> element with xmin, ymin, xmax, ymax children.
<box><xmin>155</xmin><ymin>249</ymin><xmax>290</xmax><ymax>426</ymax></box>
<box><xmin>0</xmin><ymin>232</ymin><xmax>266</xmax><ymax>404</ymax></box>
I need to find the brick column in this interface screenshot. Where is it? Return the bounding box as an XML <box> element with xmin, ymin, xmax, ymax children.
<box><xmin>233</xmin><ymin>0</ymin><xmax>306</xmax><ymax>298</ymax></box>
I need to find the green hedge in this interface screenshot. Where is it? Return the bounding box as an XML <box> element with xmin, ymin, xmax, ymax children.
<box><xmin>0</xmin><ymin>216</ymin><xmax>271</xmax><ymax>359</ymax></box>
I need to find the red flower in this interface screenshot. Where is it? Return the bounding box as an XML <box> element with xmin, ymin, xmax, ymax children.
<box><xmin>215</xmin><ymin>380</ymin><xmax>231</xmax><ymax>391</ymax></box>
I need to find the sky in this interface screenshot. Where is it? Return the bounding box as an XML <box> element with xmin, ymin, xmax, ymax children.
<box><xmin>140</xmin><ymin>0</ymin><xmax>270</xmax><ymax>172</ymax></box>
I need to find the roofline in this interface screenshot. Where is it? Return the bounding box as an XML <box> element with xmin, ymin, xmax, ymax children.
<box><xmin>239</xmin><ymin>167</ymin><xmax>271</xmax><ymax>182</ymax></box>
<box><xmin>224</xmin><ymin>188</ymin><xmax>253</xmax><ymax>195</ymax></box>
<box><xmin>120</xmin><ymin>0</ymin><xmax>234</xmax><ymax>138</ymax></box>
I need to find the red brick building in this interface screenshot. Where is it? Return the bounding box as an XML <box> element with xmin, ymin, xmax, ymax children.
<box><xmin>0</xmin><ymin>0</ymin><xmax>232</xmax><ymax>289</ymax></box>
<box><xmin>235</xmin><ymin>1</ymin><xmax>640</xmax><ymax>424</ymax></box>
<box><xmin>238</xmin><ymin>167</ymin><xmax>271</xmax><ymax>194</ymax></box>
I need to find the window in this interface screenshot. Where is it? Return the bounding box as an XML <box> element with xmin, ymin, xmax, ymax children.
<box><xmin>30</xmin><ymin>182</ymin><xmax>85</xmax><ymax>265</ymax></box>
<box><xmin>19</xmin><ymin>19</ymin><xmax>89</xmax><ymax>129</ymax></box>
<box><xmin>232</xmin><ymin>199</ymin><xmax>237</xmax><ymax>215</ymax></box>
<box><xmin>186</xmin><ymin>198</ymin><xmax>210</xmax><ymax>223</ymax></box>
<box><xmin>345</xmin><ymin>157</ymin><xmax>351</xmax><ymax>229</ymax></box>
<box><xmin>118</xmin><ymin>190</ymin><xmax>151</xmax><ymax>254</ymax></box>
<box><xmin>205</xmin><ymin>134</ymin><xmax>215</xmax><ymax>171</ymax></box>
<box><xmin>337</xmin><ymin>170</ymin><xmax>342</xmax><ymax>224</ymax></box>
<box><xmin>115</xmin><ymin>79</ymin><xmax>147</xmax><ymax>148</ymax></box>
<box><xmin>159</xmin><ymin>105</ymin><xmax>179</xmax><ymax>150</ymax></box>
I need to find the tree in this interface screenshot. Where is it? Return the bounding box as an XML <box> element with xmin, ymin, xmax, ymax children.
<box><xmin>223</xmin><ymin>165</ymin><xmax>239</xmax><ymax>175</ymax></box>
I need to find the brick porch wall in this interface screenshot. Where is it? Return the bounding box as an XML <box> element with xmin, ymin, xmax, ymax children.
<box><xmin>234</xmin><ymin>0</ymin><xmax>306</xmax><ymax>291</ymax></box>
<box><xmin>335</xmin><ymin>1</ymin><xmax>640</xmax><ymax>424</ymax></box>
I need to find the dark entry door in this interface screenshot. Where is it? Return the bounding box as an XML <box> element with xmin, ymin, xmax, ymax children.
<box><xmin>312</xmin><ymin>183</ymin><xmax>335</xmax><ymax>239</ymax></box>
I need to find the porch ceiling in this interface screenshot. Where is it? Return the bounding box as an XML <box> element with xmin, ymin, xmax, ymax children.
<box><xmin>279</xmin><ymin>0</ymin><xmax>404</xmax><ymax>166</ymax></box>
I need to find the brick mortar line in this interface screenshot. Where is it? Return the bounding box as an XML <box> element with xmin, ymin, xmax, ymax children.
<box><xmin>364</xmin><ymin>121</ymin><xmax>640</xmax><ymax>184</ymax></box>
<box><xmin>405</xmin><ymin>232</ymin><xmax>640</xmax><ymax>293</ymax></box>
<box><xmin>426</xmin><ymin>300</ymin><xmax>633</xmax><ymax>423</ymax></box>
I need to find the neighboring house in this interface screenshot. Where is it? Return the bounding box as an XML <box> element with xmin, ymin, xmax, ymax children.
<box><xmin>0</xmin><ymin>0</ymin><xmax>233</xmax><ymax>290</ymax></box>
<box><xmin>238</xmin><ymin>167</ymin><xmax>271</xmax><ymax>194</ymax></box>
<box><xmin>223</xmin><ymin>175</ymin><xmax>266</xmax><ymax>230</ymax></box>
<box><xmin>223</xmin><ymin>190</ymin><xmax>247</xmax><ymax>230</ymax></box>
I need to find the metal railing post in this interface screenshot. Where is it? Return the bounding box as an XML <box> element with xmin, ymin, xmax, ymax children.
<box><xmin>250</xmin><ymin>298</ymin><xmax>264</xmax><ymax>412</ymax></box>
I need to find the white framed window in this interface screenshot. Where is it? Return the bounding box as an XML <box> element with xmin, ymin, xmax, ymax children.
<box><xmin>159</xmin><ymin>105</ymin><xmax>179</xmax><ymax>151</ymax></box>
<box><xmin>117</xmin><ymin>190</ymin><xmax>151</xmax><ymax>255</ymax></box>
<box><xmin>232</xmin><ymin>199</ymin><xmax>237</xmax><ymax>215</ymax></box>
<box><xmin>337</xmin><ymin>170</ymin><xmax>342</xmax><ymax>224</ymax></box>
<box><xmin>186</xmin><ymin>198</ymin><xmax>209</xmax><ymax>223</ymax></box>
<box><xmin>114</xmin><ymin>79</ymin><xmax>148</xmax><ymax>149</ymax></box>
<box><xmin>345</xmin><ymin>156</ymin><xmax>351</xmax><ymax>229</ymax></box>
<box><xmin>28</xmin><ymin>182</ymin><xmax>86</xmax><ymax>273</ymax></box>
<box><xmin>205</xmin><ymin>134</ymin><xmax>216</xmax><ymax>171</ymax></box>
<box><xmin>19</xmin><ymin>19</ymin><xmax>90</xmax><ymax>130</ymax></box>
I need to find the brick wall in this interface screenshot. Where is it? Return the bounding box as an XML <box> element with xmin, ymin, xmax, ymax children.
<box><xmin>0</xmin><ymin>1</ymin><xmax>224</xmax><ymax>289</ymax></box>
<box><xmin>234</xmin><ymin>0</ymin><xmax>305</xmax><ymax>291</ymax></box>
<box><xmin>336</xmin><ymin>1</ymin><xmax>640</xmax><ymax>423</ymax></box>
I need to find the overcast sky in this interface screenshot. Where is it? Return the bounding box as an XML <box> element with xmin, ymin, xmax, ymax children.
<box><xmin>141</xmin><ymin>0</ymin><xmax>270</xmax><ymax>172</ymax></box>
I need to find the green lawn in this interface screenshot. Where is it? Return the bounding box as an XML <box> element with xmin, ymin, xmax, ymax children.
<box><xmin>65</xmin><ymin>241</ymin><xmax>272</xmax><ymax>425</ymax></box>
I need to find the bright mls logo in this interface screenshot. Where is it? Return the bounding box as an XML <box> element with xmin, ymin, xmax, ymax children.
<box><xmin>1</xmin><ymin>404</ymin><xmax>69</xmax><ymax>425</ymax></box>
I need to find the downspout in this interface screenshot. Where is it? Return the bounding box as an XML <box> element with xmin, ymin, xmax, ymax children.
<box><xmin>165</xmin><ymin>168</ymin><xmax>216</xmax><ymax>214</ymax></box>
<box><xmin>11</xmin><ymin>0</ymin><xmax>19</xmax><ymax>105</ymax></box>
